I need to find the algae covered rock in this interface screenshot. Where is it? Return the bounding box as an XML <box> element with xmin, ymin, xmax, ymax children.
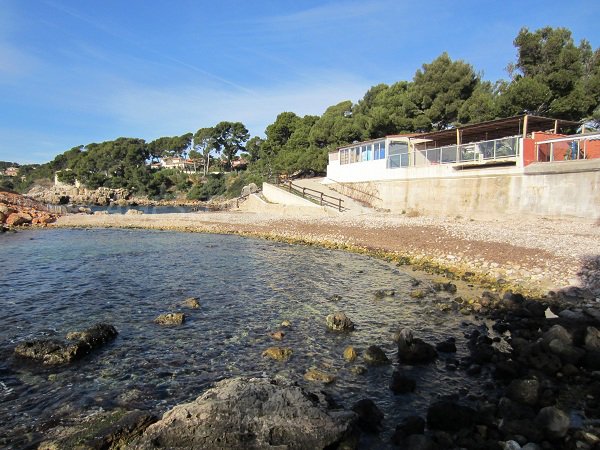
<box><xmin>181</xmin><ymin>297</ymin><xmax>200</xmax><ymax>309</ymax></box>
<box><xmin>131</xmin><ymin>377</ymin><xmax>357</xmax><ymax>449</ymax></box>
<box><xmin>304</xmin><ymin>368</ymin><xmax>336</xmax><ymax>384</ymax></box>
<box><xmin>363</xmin><ymin>345</ymin><xmax>390</xmax><ymax>366</ymax></box>
<box><xmin>343</xmin><ymin>346</ymin><xmax>357</xmax><ymax>362</ymax></box>
<box><xmin>154</xmin><ymin>312</ymin><xmax>185</xmax><ymax>325</ymax></box>
<box><xmin>262</xmin><ymin>346</ymin><xmax>293</xmax><ymax>361</ymax></box>
<box><xmin>326</xmin><ymin>312</ymin><xmax>355</xmax><ymax>331</ymax></box>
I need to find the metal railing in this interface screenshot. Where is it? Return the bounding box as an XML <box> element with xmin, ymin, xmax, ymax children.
<box><xmin>413</xmin><ymin>135</ymin><xmax>520</xmax><ymax>167</ymax></box>
<box><xmin>535</xmin><ymin>133</ymin><xmax>600</xmax><ymax>162</ymax></box>
<box><xmin>277</xmin><ymin>180</ymin><xmax>345</xmax><ymax>211</ymax></box>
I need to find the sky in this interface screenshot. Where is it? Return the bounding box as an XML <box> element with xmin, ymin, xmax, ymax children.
<box><xmin>1</xmin><ymin>0</ymin><xmax>599</xmax><ymax>164</ymax></box>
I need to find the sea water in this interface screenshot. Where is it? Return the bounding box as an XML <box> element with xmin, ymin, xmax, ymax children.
<box><xmin>0</xmin><ymin>228</ymin><xmax>489</xmax><ymax>448</ymax></box>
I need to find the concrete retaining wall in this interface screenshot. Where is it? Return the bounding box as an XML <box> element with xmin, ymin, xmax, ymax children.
<box><xmin>339</xmin><ymin>161</ymin><xmax>600</xmax><ymax>220</ymax></box>
<box><xmin>262</xmin><ymin>183</ymin><xmax>322</xmax><ymax>208</ymax></box>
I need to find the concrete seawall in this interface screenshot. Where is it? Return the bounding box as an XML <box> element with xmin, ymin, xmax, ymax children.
<box><xmin>334</xmin><ymin>161</ymin><xmax>600</xmax><ymax>220</ymax></box>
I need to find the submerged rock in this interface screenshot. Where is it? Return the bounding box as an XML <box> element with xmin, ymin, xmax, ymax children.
<box><xmin>262</xmin><ymin>346</ymin><xmax>293</xmax><ymax>361</ymax></box>
<box><xmin>389</xmin><ymin>370</ymin><xmax>416</xmax><ymax>394</ymax></box>
<box><xmin>304</xmin><ymin>368</ymin><xmax>336</xmax><ymax>384</ymax></box>
<box><xmin>374</xmin><ymin>289</ymin><xmax>396</xmax><ymax>299</ymax></box>
<box><xmin>363</xmin><ymin>345</ymin><xmax>390</xmax><ymax>366</ymax></box>
<box><xmin>181</xmin><ymin>297</ymin><xmax>200</xmax><ymax>309</ymax></box>
<box><xmin>343</xmin><ymin>346</ymin><xmax>357</xmax><ymax>362</ymax></box>
<box><xmin>14</xmin><ymin>323</ymin><xmax>118</xmax><ymax>365</ymax></box>
<box><xmin>351</xmin><ymin>398</ymin><xmax>384</xmax><ymax>433</ymax></box>
<box><xmin>131</xmin><ymin>377</ymin><xmax>357</xmax><ymax>449</ymax></box>
<box><xmin>326</xmin><ymin>312</ymin><xmax>355</xmax><ymax>331</ymax></box>
<box><xmin>269</xmin><ymin>330</ymin><xmax>285</xmax><ymax>341</ymax></box>
<box><xmin>154</xmin><ymin>313</ymin><xmax>185</xmax><ymax>325</ymax></box>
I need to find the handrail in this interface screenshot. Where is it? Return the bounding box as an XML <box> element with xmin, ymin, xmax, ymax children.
<box><xmin>278</xmin><ymin>180</ymin><xmax>345</xmax><ymax>211</ymax></box>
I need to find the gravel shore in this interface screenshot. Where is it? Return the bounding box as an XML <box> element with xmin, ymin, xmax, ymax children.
<box><xmin>54</xmin><ymin>209</ymin><xmax>600</xmax><ymax>296</ymax></box>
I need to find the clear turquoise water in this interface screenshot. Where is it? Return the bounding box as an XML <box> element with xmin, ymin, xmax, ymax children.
<box><xmin>0</xmin><ymin>228</ymin><xmax>488</xmax><ymax>448</ymax></box>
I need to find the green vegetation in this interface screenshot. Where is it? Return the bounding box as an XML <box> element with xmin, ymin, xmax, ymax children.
<box><xmin>9</xmin><ymin>26</ymin><xmax>599</xmax><ymax>201</ymax></box>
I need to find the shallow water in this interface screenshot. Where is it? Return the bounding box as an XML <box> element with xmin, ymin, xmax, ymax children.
<box><xmin>0</xmin><ymin>229</ymin><xmax>490</xmax><ymax>448</ymax></box>
<box><xmin>88</xmin><ymin>204</ymin><xmax>205</xmax><ymax>214</ymax></box>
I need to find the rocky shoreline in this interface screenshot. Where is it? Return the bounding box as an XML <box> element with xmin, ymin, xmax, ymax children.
<box><xmin>28</xmin><ymin>288</ymin><xmax>600</xmax><ymax>450</ymax></box>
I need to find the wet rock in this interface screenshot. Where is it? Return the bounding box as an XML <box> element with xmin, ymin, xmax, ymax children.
<box><xmin>14</xmin><ymin>323</ymin><xmax>118</xmax><ymax>365</ymax></box>
<box><xmin>548</xmin><ymin>338</ymin><xmax>585</xmax><ymax>364</ymax></box>
<box><xmin>262</xmin><ymin>347</ymin><xmax>292</xmax><ymax>361</ymax></box>
<box><xmin>132</xmin><ymin>377</ymin><xmax>357</xmax><ymax>449</ymax></box>
<box><xmin>374</xmin><ymin>289</ymin><xmax>396</xmax><ymax>299</ymax></box>
<box><xmin>585</xmin><ymin>326</ymin><xmax>600</xmax><ymax>352</ymax></box>
<box><xmin>404</xmin><ymin>434</ymin><xmax>439</xmax><ymax>450</ymax></box>
<box><xmin>154</xmin><ymin>312</ymin><xmax>185</xmax><ymax>325</ymax></box>
<box><xmin>427</xmin><ymin>400</ymin><xmax>476</xmax><ymax>432</ymax></box>
<box><xmin>350</xmin><ymin>365</ymin><xmax>367</xmax><ymax>375</ymax></box>
<box><xmin>542</xmin><ymin>324</ymin><xmax>573</xmax><ymax>347</ymax></box>
<box><xmin>410</xmin><ymin>289</ymin><xmax>426</xmax><ymax>299</ymax></box>
<box><xmin>503</xmin><ymin>441</ymin><xmax>522</xmax><ymax>450</ymax></box>
<box><xmin>397</xmin><ymin>329</ymin><xmax>437</xmax><ymax>364</ymax></box>
<box><xmin>327</xmin><ymin>294</ymin><xmax>343</xmax><ymax>302</ymax></box>
<box><xmin>303</xmin><ymin>368</ymin><xmax>335</xmax><ymax>384</ymax></box>
<box><xmin>326</xmin><ymin>312</ymin><xmax>355</xmax><ymax>331</ymax></box>
<box><xmin>280</xmin><ymin>320</ymin><xmax>291</xmax><ymax>327</ymax></box>
<box><xmin>389</xmin><ymin>370</ymin><xmax>416</xmax><ymax>394</ymax></box>
<box><xmin>432</xmin><ymin>282</ymin><xmax>457</xmax><ymax>294</ymax></box>
<box><xmin>391</xmin><ymin>416</ymin><xmax>425</xmax><ymax>445</ymax></box>
<box><xmin>343</xmin><ymin>346</ymin><xmax>357</xmax><ymax>362</ymax></box>
<box><xmin>536</xmin><ymin>406</ymin><xmax>570</xmax><ymax>439</ymax></box>
<box><xmin>506</xmin><ymin>378</ymin><xmax>540</xmax><ymax>406</ymax></box>
<box><xmin>435</xmin><ymin>338</ymin><xmax>457</xmax><ymax>353</ymax></box>
<box><xmin>269</xmin><ymin>330</ymin><xmax>285</xmax><ymax>341</ymax></box>
<box><xmin>181</xmin><ymin>297</ymin><xmax>200</xmax><ymax>309</ymax></box>
<box><xmin>351</xmin><ymin>398</ymin><xmax>383</xmax><ymax>433</ymax></box>
<box><xmin>363</xmin><ymin>345</ymin><xmax>390</xmax><ymax>366</ymax></box>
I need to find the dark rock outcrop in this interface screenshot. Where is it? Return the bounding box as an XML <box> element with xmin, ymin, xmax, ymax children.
<box><xmin>14</xmin><ymin>323</ymin><xmax>118</xmax><ymax>365</ymax></box>
<box><xmin>131</xmin><ymin>377</ymin><xmax>357</xmax><ymax>449</ymax></box>
<box><xmin>351</xmin><ymin>398</ymin><xmax>384</xmax><ymax>433</ymax></box>
<box><xmin>363</xmin><ymin>345</ymin><xmax>390</xmax><ymax>366</ymax></box>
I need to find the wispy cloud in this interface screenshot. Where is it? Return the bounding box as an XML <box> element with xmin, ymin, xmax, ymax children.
<box><xmin>42</xmin><ymin>0</ymin><xmax>255</xmax><ymax>94</ymax></box>
<box><xmin>100</xmin><ymin>72</ymin><xmax>371</xmax><ymax>139</ymax></box>
<box><xmin>254</xmin><ymin>1</ymin><xmax>390</xmax><ymax>28</ymax></box>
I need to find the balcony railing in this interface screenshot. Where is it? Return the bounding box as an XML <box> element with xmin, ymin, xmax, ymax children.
<box><xmin>414</xmin><ymin>136</ymin><xmax>520</xmax><ymax>167</ymax></box>
<box><xmin>534</xmin><ymin>133</ymin><xmax>600</xmax><ymax>162</ymax></box>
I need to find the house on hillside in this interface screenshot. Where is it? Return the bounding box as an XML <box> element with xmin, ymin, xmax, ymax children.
<box><xmin>151</xmin><ymin>157</ymin><xmax>198</xmax><ymax>173</ymax></box>
<box><xmin>2</xmin><ymin>167</ymin><xmax>19</xmax><ymax>177</ymax></box>
<box><xmin>327</xmin><ymin>115</ymin><xmax>599</xmax><ymax>183</ymax></box>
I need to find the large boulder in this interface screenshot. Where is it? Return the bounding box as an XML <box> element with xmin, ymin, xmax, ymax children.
<box><xmin>131</xmin><ymin>377</ymin><xmax>357</xmax><ymax>449</ymax></box>
<box><xmin>427</xmin><ymin>400</ymin><xmax>476</xmax><ymax>432</ymax></box>
<box><xmin>6</xmin><ymin>212</ymin><xmax>32</xmax><ymax>226</ymax></box>
<box><xmin>14</xmin><ymin>323</ymin><xmax>118</xmax><ymax>365</ymax></box>
<box><xmin>326</xmin><ymin>312</ymin><xmax>355</xmax><ymax>331</ymax></box>
<box><xmin>536</xmin><ymin>406</ymin><xmax>570</xmax><ymax>439</ymax></box>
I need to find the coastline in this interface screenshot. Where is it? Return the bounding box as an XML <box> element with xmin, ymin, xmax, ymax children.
<box><xmin>52</xmin><ymin>210</ymin><xmax>600</xmax><ymax>298</ymax></box>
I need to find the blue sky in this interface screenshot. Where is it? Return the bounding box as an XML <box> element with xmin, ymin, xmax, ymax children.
<box><xmin>1</xmin><ymin>0</ymin><xmax>598</xmax><ymax>164</ymax></box>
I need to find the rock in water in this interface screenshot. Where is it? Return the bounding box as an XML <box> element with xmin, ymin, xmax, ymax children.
<box><xmin>343</xmin><ymin>346</ymin><xmax>357</xmax><ymax>362</ymax></box>
<box><xmin>351</xmin><ymin>399</ymin><xmax>384</xmax><ymax>433</ymax></box>
<box><xmin>304</xmin><ymin>368</ymin><xmax>336</xmax><ymax>384</ymax></box>
<box><xmin>181</xmin><ymin>297</ymin><xmax>200</xmax><ymax>309</ymax></box>
<box><xmin>262</xmin><ymin>347</ymin><xmax>293</xmax><ymax>361</ymax></box>
<box><xmin>131</xmin><ymin>377</ymin><xmax>357</xmax><ymax>449</ymax></box>
<box><xmin>326</xmin><ymin>312</ymin><xmax>355</xmax><ymax>331</ymax></box>
<box><xmin>154</xmin><ymin>313</ymin><xmax>185</xmax><ymax>325</ymax></box>
<box><xmin>14</xmin><ymin>323</ymin><xmax>118</xmax><ymax>365</ymax></box>
<box><xmin>363</xmin><ymin>345</ymin><xmax>390</xmax><ymax>366</ymax></box>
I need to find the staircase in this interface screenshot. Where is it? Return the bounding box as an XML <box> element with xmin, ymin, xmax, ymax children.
<box><xmin>290</xmin><ymin>178</ymin><xmax>374</xmax><ymax>215</ymax></box>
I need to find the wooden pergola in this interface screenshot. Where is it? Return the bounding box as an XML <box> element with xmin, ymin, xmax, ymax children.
<box><xmin>416</xmin><ymin>115</ymin><xmax>580</xmax><ymax>148</ymax></box>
